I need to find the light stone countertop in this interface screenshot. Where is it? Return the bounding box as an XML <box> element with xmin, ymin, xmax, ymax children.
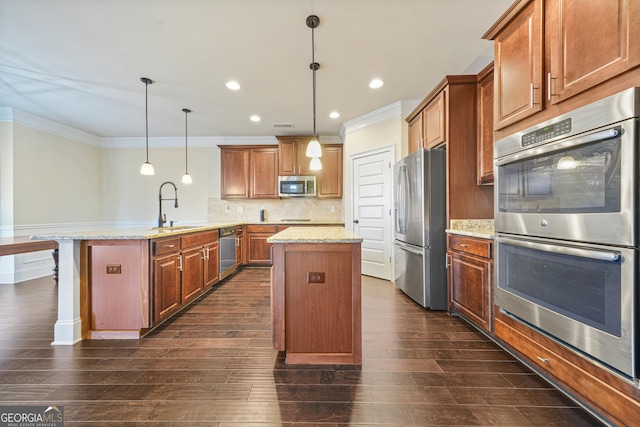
<box><xmin>267</xmin><ymin>226</ymin><xmax>362</xmax><ymax>243</ymax></box>
<box><xmin>446</xmin><ymin>219</ymin><xmax>495</xmax><ymax>239</ymax></box>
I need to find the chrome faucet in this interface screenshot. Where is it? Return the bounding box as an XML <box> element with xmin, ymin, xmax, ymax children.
<box><xmin>158</xmin><ymin>181</ymin><xmax>179</xmax><ymax>228</ymax></box>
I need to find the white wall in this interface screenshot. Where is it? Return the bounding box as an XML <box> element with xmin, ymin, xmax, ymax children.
<box><xmin>0</xmin><ymin>122</ymin><xmax>14</xmax><ymax>234</ymax></box>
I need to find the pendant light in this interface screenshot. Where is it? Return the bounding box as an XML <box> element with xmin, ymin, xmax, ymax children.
<box><xmin>181</xmin><ymin>108</ymin><xmax>193</xmax><ymax>184</ymax></box>
<box><xmin>305</xmin><ymin>15</ymin><xmax>322</xmax><ymax>170</ymax></box>
<box><xmin>139</xmin><ymin>77</ymin><xmax>155</xmax><ymax>175</ymax></box>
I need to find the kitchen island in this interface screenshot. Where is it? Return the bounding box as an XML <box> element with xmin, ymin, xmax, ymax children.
<box><xmin>268</xmin><ymin>226</ymin><xmax>363</xmax><ymax>365</ymax></box>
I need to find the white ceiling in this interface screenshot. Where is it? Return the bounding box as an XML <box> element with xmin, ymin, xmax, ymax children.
<box><xmin>0</xmin><ymin>0</ymin><xmax>512</xmax><ymax>140</ymax></box>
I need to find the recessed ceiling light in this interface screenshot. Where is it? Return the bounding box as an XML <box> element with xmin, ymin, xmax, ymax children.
<box><xmin>329</xmin><ymin>111</ymin><xmax>340</xmax><ymax>119</ymax></box>
<box><xmin>369</xmin><ymin>78</ymin><xmax>384</xmax><ymax>89</ymax></box>
<box><xmin>226</xmin><ymin>81</ymin><xmax>240</xmax><ymax>91</ymax></box>
<box><xmin>250</xmin><ymin>115</ymin><xmax>261</xmax><ymax>122</ymax></box>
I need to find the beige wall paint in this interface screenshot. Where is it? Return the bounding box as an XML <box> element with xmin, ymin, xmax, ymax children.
<box><xmin>101</xmin><ymin>146</ymin><xmax>219</xmax><ymax>224</ymax></box>
<box><xmin>0</xmin><ymin>122</ymin><xmax>14</xmax><ymax>231</ymax></box>
<box><xmin>12</xmin><ymin>123</ymin><xmax>101</xmax><ymax>225</ymax></box>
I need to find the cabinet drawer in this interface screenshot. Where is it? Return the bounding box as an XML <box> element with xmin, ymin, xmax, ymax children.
<box><xmin>246</xmin><ymin>224</ymin><xmax>277</xmax><ymax>233</ymax></box>
<box><xmin>181</xmin><ymin>230</ymin><xmax>218</xmax><ymax>249</ymax></box>
<box><xmin>448</xmin><ymin>234</ymin><xmax>492</xmax><ymax>258</ymax></box>
<box><xmin>152</xmin><ymin>237</ymin><xmax>181</xmax><ymax>256</ymax></box>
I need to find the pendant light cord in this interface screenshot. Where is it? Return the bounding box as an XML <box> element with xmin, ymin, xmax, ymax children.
<box><xmin>184</xmin><ymin>109</ymin><xmax>189</xmax><ymax>173</ymax></box>
<box><xmin>145</xmin><ymin>80</ymin><xmax>149</xmax><ymax>162</ymax></box>
<box><xmin>311</xmin><ymin>24</ymin><xmax>317</xmax><ymax>139</ymax></box>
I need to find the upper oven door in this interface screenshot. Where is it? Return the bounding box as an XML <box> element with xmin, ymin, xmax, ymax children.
<box><xmin>495</xmin><ymin>118</ymin><xmax>636</xmax><ymax>246</ymax></box>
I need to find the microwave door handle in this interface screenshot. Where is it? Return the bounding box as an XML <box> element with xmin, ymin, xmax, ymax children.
<box><xmin>495</xmin><ymin>128</ymin><xmax>620</xmax><ymax>166</ymax></box>
<box><xmin>497</xmin><ymin>236</ymin><xmax>620</xmax><ymax>262</ymax></box>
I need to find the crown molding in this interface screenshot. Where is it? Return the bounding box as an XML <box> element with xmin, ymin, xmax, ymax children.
<box><xmin>101</xmin><ymin>135</ymin><xmax>279</xmax><ymax>149</ymax></box>
<box><xmin>342</xmin><ymin>100</ymin><xmax>421</xmax><ymax>135</ymax></box>
<box><xmin>0</xmin><ymin>108</ymin><xmax>102</xmax><ymax>147</ymax></box>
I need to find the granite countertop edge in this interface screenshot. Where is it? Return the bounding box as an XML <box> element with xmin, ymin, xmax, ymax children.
<box><xmin>29</xmin><ymin>221</ymin><xmax>347</xmax><ymax>241</ymax></box>
<box><xmin>267</xmin><ymin>226</ymin><xmax>362</xmax><ymax>244</ymax></box>
<box><xmin>446</xmin><ymin>229</ymin><xmax>495</xmax><ymax>239</ymax></box>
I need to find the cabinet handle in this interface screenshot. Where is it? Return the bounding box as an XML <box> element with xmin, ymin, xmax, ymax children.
<box><xmin>206</xmin><ymin>247</ymin><xmax>210</xmax><ymax>260</ymax></box>
<box><xmin>536</xmin><ymin>356</ymin><xmax>549</xmax><ymax>364</ymax></box>
<box><xmin>459</xmin><ymin>244</ymin><xmax>468</xmax><ymax>247</ymax></box>
<box><xmin>165</xmin><ymin>244</ymin><xmax>175</xmax><ymax>248</ymax></box>
<box><xmin>530</xmin><ymin>83</ymin><xmax>540</xmax><ymax>107</ymax></box>
<box><xmin>201</xmin><ymin>248</ymin><xmax>207</xmax><ymax>260</ymax></box>
<box><xmin>178</xmin><ymin>255</ymin><xmax>183</xmax><ymax>271</ymax></box>
<box><xmin>445</xmin><ymin>253</ymin><xmax>452</xmax><ymax>269</ymax></box>
<box><xmin>547</xmin><ymin>73</ymin><xmax>557</xmax><ymax>100</ymax></box>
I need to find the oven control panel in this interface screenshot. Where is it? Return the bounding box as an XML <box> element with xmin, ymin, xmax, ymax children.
<box><xmin>521</xmin><ymin>118</ymin><xmax>572</xmax><ymax>147</ymax></box>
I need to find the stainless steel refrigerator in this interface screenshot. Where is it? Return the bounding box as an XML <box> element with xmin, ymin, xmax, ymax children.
<box><xmin>393</xmin><ymin>147</ymin><xmax>447</xmax><ymax>309</ymax></box>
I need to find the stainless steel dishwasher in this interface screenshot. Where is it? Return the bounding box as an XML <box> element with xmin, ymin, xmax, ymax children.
<box><xmin>219</xmin><ymin>226</ymin><xmax>237</xmax><ymax>280</ymax></box>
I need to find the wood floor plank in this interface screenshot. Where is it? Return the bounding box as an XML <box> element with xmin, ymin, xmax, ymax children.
<box><xmin>0</xmin><ymin>269</ymin><xmax>604</xmax><ymax>425</ymax></box>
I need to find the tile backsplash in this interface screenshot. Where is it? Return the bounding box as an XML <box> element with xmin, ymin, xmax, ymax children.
<box><xmin>208</xmin><ymin>198</ymin><xmax>343</xmax><ymax>223</ymax></box>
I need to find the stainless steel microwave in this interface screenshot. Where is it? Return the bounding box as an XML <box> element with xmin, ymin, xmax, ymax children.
<box><xmin>278</xmin><ymin>175</ymin><xmax>316</xmax><ymax>197</ymax></box>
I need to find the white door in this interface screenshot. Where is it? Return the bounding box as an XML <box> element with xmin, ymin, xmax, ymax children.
<box><xmin>351</xmin><ymin>148</ymin><xmax>393</xmax><ymax>280</ymax></box>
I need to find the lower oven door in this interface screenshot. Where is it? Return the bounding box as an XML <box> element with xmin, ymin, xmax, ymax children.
<box><xmin>495</xmin><ymin>234</ymin><xmax>636</xmax><ymax>379</ymax></box>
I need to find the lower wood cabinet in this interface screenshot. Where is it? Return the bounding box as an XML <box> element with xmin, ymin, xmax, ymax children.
<box><xmin>236</xmin><ymin>226</ymin><xmax>245</xmax><ymax>266</ymax></box>
<box><xmin>204</xmin><ymin>241</ymin><xmax>220</xmax><ymax>288</ymax></box>
<box><xmin>246</xmin><ymin>224</ymin><xmax>278</xmax><ymax>265</ymax></box>
<box><xmin>447</xmin><ymin>233</ymin><xmax>493</xmax><ymax>333</ymax></box>
<box><xmin>152</xmin><ymin>252</ymin><xmax>182</xmax><ymax>324</ymax></box>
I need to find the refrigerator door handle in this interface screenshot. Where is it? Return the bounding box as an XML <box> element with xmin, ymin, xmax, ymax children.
<box><xmin>394</xmin><ymin>240</ymin><xmax>424</xmax><ymax>255</ymax></box>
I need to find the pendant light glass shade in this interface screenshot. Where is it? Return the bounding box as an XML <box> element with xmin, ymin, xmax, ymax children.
<box><xmin>306</xmin><ymin>138</ymin><xmax>322</xmax><ymax>158</ymax></box>
<box><xmin>140</xmin><ymin>77</ymin><xmax>154</xmax><ymax>175</ymax></box>
<box><xmin>309</xmin><ymin>157</ymin><xmax>322</xmax><ymax>171</ymax></box>
<box><xmin>181</xmin><ymin>108</ymin><xmax>192</xmax><ymax>184</ymax></box>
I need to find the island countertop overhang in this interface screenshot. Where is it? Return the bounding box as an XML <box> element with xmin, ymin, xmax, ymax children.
<box><xmin>267</xmin><ymin>226</ymin><xmax>362</xmax><ymax>244</ymax></box>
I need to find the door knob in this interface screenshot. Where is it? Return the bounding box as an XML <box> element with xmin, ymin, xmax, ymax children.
<box><xmin>353</xmin><ymin>219</ymin><xmax>359</xmax><ymax>224</ymax></box>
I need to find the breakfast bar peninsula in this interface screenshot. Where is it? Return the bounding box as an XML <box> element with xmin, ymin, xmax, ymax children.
<box><xmin>268</xmin><ymin>226</ymin><xmax>363</xmax><ymax>365</ymax></box>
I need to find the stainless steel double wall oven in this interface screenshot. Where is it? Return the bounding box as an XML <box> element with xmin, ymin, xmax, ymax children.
<box><xmin>494</xmin><ymin>88</ymin><xmax>639</xmax><ymax>381</ymax></box>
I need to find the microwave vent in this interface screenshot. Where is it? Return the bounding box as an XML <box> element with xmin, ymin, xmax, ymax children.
<box><xmin>272</xmin><ymin>123</ymin><xmax>294</xmax><ymax>129</ymax></box>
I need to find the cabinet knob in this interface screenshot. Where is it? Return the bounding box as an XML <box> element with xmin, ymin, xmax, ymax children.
<box><xmin>353</xmin><ymin>219</ymin><xmax>359</xmax><ymax>224</ymax></box>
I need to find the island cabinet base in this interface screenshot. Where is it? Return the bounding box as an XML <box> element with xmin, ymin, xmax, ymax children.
<box><xmin>81</xmin><ymin>240</ymin><xmax>150</xmax><ymax>339</ymax></box>
<box><xmin>271</xmin><ymin>242</ymin><xmax>362</xmax><ymax>365</ymax></box>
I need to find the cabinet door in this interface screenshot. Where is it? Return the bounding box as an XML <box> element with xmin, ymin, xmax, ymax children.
<box><xmin>152</xmin><ymin>253</ymin><xmax>182</xmax><ymax>324</ymax></box>
<box><xmin>493</xmin><ymin>0</ymin><xmax>543</xmax><ymax>129</ymax></box>
<box><xmin>250</xmin><ymin>147</ymin><xmax>279</xmax><ymax>199</ymax></box>
<box><xmin>449</xmin><ymin>252</ymin><xmax>492</xmax><ymax>333</ymax></box>
<box><xmin>423</xmin><ymin>91</ymin><xmax>446</xmax><ymax>147</ymax></box>
<box><xmin>220</xmin><ymin>148</ymin><xmax>249</xmax><ymax>199</ymax></box>
<box><xmin>278</xmin><ymin>139</ymin><xmax>297</xmax><ymax>175</ymax></box>
<box><xmin>546</xmin><ymin>0</ymin><xmax>640</xmax><ymax>103</ymax></box>
<box><xmin>317</xmin><ymin>144</ymin><xmax>343</xmax><ymax>199</ymax></box>
<box><xmin>408</xmin><ymin>113</ymin><xmax>423</xmax><ymax>154</ymax></box>
<box><xmin>181</xmin><ymin>247</ymin><xmax>204</xmax><ymax>304</ymax></box>
<box><xmin>246</xmin><ymin>233</ymin><xmax>273</xmax><ymax>264</ymax></box>
<box><xmin>204</xmin><ymin>241</ymin><xmax>219</xmax><ymax>288</ymax></box>
<box><xmin>477</xmin><ymin>63</ymin><xmax>495</xmax><ymax>184</ymax></box>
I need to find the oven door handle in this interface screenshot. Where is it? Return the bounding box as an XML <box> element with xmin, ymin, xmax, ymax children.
<box><xmin>495</xmin><ymin>127</ymin><xmax>620</xmax><ymax>166</ymax></box>
<box><xmin>497</xmin><ymin>236</ymin><xmax>620</xmax><ymax>262</ymax></box>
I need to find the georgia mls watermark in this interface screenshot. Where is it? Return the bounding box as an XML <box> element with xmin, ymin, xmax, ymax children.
<box><xmin>0</xmin><ymin>406</ymin><xmax>64</xmax><ymax>427</ymax></box>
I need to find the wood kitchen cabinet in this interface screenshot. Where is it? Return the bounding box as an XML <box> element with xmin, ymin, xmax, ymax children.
<box><xmin>484</xmin><ymin>0</ymin><xmax>640</xmax><ymax>132</ymax></box>
<box><xmin>316</xmin><ymin>144</ymin><xmax>343</xmax><ymax>199</ymax></box>
<box><xmin>477</xmin><ymin>62</ymin><xmax>495</xmax><ymax>184</ymax></box>
<box><xmin>406</xmin><ymin>76</ymin><xmax>494</xmax><ymax>222</ymax></box>
<box><xmin>181</xmin><ymin>230</ymin><xmax>219</xmax><ymax>304</ymax></box>
<box><xmin>249</xmin><ymin>146</ymin><xmax>279</xmax><ymax>199</ymax></box>
<box><xmin>220</xmin><ymin>145</ymin><xmax>278</xmax><ymax>199</ymax></box>
<box><xmin>447</xmin><ymin>234</ymin><xmax>493</xmax><ymax>333</ymax></box>
<box><xmin>407</xmin><ymin>91</ymin><xmax>446</xmax><ymax>153</ymax></box>
<box><xmin>236</xmin><ymin>226</ymin><xmax>245</xmax><ymax>266</ymax></box>
<box><xmin>203</xmin><ymin>240</ymin><xmax>219</xmax><ymax>288</ymax></box>
<box><xmin>277</xmin><ymin>136</ymin><xmax>313</xmax><ymax>176</ymax></box>
<box><xmin>245</xmin><ymin>224</ymin><xmax>278</xmax><ymax>265</ymax></box>
<box><xmin>151</xmin><ymin>237</ymin><xmax>182</xmax><ymax>324</ymax></box>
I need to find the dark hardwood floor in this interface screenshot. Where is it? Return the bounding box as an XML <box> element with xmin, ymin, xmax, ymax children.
<box><xmin>0</xmin><ymin>268</ymin><xmax>605</xmax><ymax>426</ymax></box>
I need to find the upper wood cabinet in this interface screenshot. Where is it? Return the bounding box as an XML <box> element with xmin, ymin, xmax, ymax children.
<box><xmin>406</xmin><ymin>76</ymin><xmax>494</xmax><ymax>222</ymax></box>
<box><xmin>277</xmin><ymin>136</ymin><xmax>313</xmax><ymax>176</ymax></box>
<box><xmin>546</xmin><ymin>0</ymin><xmax>640</xmax><ymax>104</ymax></box>
<box><xmin>219</xmin><ymin>145</ymin><xmax>278</xmax><ymax>200</ymax></box>
<box><xmin>489</xmin><ymin>0</ymin><xmax>543</xmax><ymax>130</ymax></box>
<box><xmin>249</xmin><ymin>146</ymin><xmax>279</xmax><ymax>199</ymax></box>
<box><xmin>220</xmin><ymin>147</ymin><xmax>250</xmax><ymax>199</ymax></box>
<box><xmin>477</xmin><ymin>63</ymin><xmax>495</xmax><ymax>185</ymax></box>
<box><xmin>407</xmin><ymin>91</ymin><xmax>446</xmax><ymax>154</ymax></box>
<box><xmin>484</xmin><ymin>0</ymin><xmax>640</xmax><ymax>131</ymax></box>
<box><xmin>316</xmin><ymin>144</ymin><xmax>343</xmax><ymax>199</ymax></box>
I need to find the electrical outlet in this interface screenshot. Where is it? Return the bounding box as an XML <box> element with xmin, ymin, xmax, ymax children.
<box><xmin>307</xmin><ymin>272</ymin><xmax>325</xmax><ymax>283</ymax></box>
<box><xmin>330</xmin><ymin>205</ymin><xmax>335</xmax><ymax>212</ymax></box>
<box><xmin>237</xmin><ymin>206</ymin><xmax>243</xmax><ymax>213</ymax></box>
<box><xmin>224</xmin><ymin>205</ymin><xmax>229</xmax><ymax>213</ymax></box>
<box><xmin>106</xmin><ymin>264</ymin><xmax>121</xmax><ymax>274</ymax></box>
